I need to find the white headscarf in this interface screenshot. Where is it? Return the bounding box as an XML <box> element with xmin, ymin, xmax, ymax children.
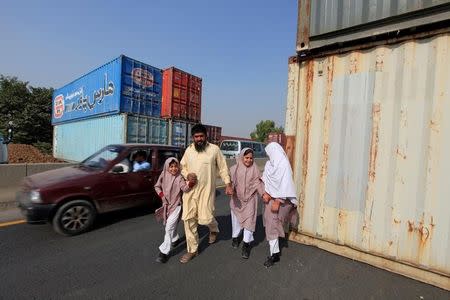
<box><xmin>262</xmin><ymin>142</ymin><xmax>298</xmax><ymax>205</ymax></box>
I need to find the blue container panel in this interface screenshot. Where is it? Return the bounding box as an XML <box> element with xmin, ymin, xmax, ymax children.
<box><xmin>187</xmin><ymin>123</ymin><xmax>195</xmax><ymax>146</ymax></box>
<box><xmin>171</xmin><ymin>121</ymin><xmax>188</xmax><ymax>147</ymax></box>
<box><xmin>53</xmin><ymin>114</ymin><xmax>126</xmax><ymax>162</ymax></box>
<box><xmin>126</xmin><ymin>116</ymin><xmax>168</xmax><ymax>145</ymax></box>
<box><xmin>52</xmin><ymin>57</ymin><xmax>122</xmax><ymax>125</ymax></box>
<box><xmin>121</xmin><ymin>97</ymin><xmax>161</xmax><ymax>117</ymax></box>
<box><xmin>121</xmin><ymin>56</ymin><xmax>162</xmax><ymax>118</ymax></box>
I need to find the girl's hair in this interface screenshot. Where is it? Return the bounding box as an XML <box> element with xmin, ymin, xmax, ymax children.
<box><xmin>243</xmin><ymin>148</ymin><xmax>254</xmax><ymax>156</ymax></box>
<box><xmin>168</xmin><ymin>159</ymin><xmax>178</xmax><ymax>166</ymax></box>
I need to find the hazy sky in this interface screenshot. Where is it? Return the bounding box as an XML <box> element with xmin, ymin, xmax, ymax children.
<box><xmin>0</xmin><ymin>0</ymin><xmax>298</xmax><ymax>137</ymax></box>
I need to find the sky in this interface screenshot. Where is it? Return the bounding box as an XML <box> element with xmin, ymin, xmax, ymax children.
<box><xmin>0</xmin><ymin>0</ymin><xmax>298</xmax><ymax>137</ymax></box>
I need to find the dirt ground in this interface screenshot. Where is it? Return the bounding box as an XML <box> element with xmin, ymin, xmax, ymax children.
<box><xmin>8</xmin><ymin>144</ymin><xmax>62</xmax><ymax>163</ymax></box>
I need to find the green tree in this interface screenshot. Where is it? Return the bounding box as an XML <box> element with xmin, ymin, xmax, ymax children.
<box><xmin>0</xmin><ymin>75</ymin><xmax>54</xmax><ymax>153</ymax></box>
<box><xmin>250</xmin><ymin>120</ymin><xmax>284</xmax><ymax>142</ymax></box>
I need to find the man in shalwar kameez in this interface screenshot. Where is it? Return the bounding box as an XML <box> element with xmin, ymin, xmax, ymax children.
<box><xmin>179</xmin><ymin>124</ymin><xmax>233</xmax><ymax>263</ymax></box>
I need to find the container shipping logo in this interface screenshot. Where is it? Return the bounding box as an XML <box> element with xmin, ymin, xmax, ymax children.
<box><xmin>54</xmin><ymin>94</ymin><xmax>64</xmax><ymax>119</ymax></box>
<box><xmin>132</xmin><ymin>68</ymin><xmax>154</xmax><ymax>88</ymax></box>
<box><xmin>53</xmin><ymin>73</ymin><xmax>116</xmax><ymax>118</ymax></box>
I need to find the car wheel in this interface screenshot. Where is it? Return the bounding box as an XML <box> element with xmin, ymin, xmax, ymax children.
<box><xmin>52</xmin><ymin>200</ymin><xmax>96</xmax><ymax>236</ymax></box>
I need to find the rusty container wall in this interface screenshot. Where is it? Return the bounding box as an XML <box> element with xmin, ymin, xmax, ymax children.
<box><xmin>288</xmin><ymin>32</ymin><xmax>450</xmax><ymax>289</ymax></box>
<box><xmin>297</xmin><ymin>0</ymin><xmax>450</xmax><ymax>51</ymax></box>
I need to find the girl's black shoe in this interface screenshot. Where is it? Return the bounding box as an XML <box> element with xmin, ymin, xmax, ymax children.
<box><xmin>241</xmin><ymin>242</ymin><xmax>250</xmax><ymax>259</ymax></box>
<box><xmin>263</xmin><ymin>253</ymin><xmax>280</xmax><ymax>268</ymax></box>
<box><xmin>156</xmin><ymin>252</ymin><xmax>168</xmax><ymax>263</ymax></box>
<box><xmin>171</xmin><ymin>239</ymin><xmax>181</xmax><ymax>248</ymax></box>
<box><xmin>231</xmin><ymin>238</ymin><xmax>239</xmax><ymax>249</ymax></box>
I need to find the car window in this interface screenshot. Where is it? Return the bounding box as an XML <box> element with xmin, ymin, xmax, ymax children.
<box><xmin>241</xmin><ymin>142</ymin><xmax>252</xmax><ymax>150</ymax></box>
<box><xmin>158</xmin><ymin>150</ymin><xmax>181</xmax><ymax>170</ymax></box>
<box><xmin>220</xmin><ymin>141</ymin><xmax>238</xmax><ymax>151</ymax></box>
<box><xmin>253</xmin><ymin>143</ymin><xmax>262</xmax><ymax>152</ymax></box>
<box><xmin>82</xmin><ymin>146</ymin><xmax>123</xmax><ymax>170</ymax></box>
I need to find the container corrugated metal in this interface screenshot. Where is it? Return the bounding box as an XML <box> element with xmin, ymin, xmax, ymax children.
<box><xmin>188</xmin><ymin>75</ymin><xmax>202</xmax><ymax>122</ymax></box>
<box><xmin>126</xmin><ymin>115</ymin><xmax>168</xmax><ymax>145</ymax></box>
<box><xmin>161</xmin><ymin>67</ymin><xmax>202</xmax><ymax>122</ymax></box>
<box><xmin>204</xmin><ymin>124</ymin><xmax>222</xmax><ymax>145</ymax></box>
<box><xmin>310</xmin><ymin>0</ymin><xmax>450</xmax><ymax>36</ymax></box>
<box><xmin>171</xmin><ymin>120</ymin><xmax>189</xmax><ymax>147</ymax></box>
<box><xmin>297</xmin><ymin>0</ymin><xmax>450</xmax><ymax>51</ymax></box>
<box><xmin>53</xmin><ymin>114</ymin><xmax>127</xmax><ymax>162</ymax></box>
<box><xmin>187</xmin><ymin>123</ymin><xmax>195</xmax><ymax>146</ymax></box>
<box><xmin>170</xmin><ymin>120</ymin><xmax>197</xmax><ymax>147</ymax></box>
<box><xmin>53</xmin><ymin>114</ymin><xmax>168</xmax><ymax>162</ymax></box>
<box><xmin>121</xmin><ymin>56</ymin><xmax>162</xmax><ymax>117</ymax></box>
<box><xmin>52</xmin><ymin>55</ymin><xmax>162</xmax><ymax>125</ymax></box>
<box><xmin>287</xmin><ymin>33</ymin><xmax>450</xmax><ymax>289</ymax></box>
<box><xmin>162</xmin><ymin>68</ymin><xmax>189</xmax><ymax>120</ymax></box>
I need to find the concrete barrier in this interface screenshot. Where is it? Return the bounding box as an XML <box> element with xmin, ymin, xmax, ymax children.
<box><xmin>26</xmin><ymin>163</ymin><xmax>77</xmax><ymax>176</ymax></box>
<box><xmin>0</xmin><ymin>163</ymin><xmax>75</xmax><ymax>188</ymax></box>
<box><xmin>0</xmin><ymin>164</ymin><xmax>27</xmax><ymax>188</ymax></box>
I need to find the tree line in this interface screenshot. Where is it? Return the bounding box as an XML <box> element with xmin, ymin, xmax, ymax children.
<box><xmin>0</xmin><ymin>75</ymin><xmax>53</xmax><ymax>154</ymax></box>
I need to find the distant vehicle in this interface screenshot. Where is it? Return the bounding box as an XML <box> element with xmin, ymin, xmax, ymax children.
<box><xmin>0</xmin><ymin>121</ymin><xmax>13</xmax><ymax>164</ymax></box>
<box><xmin>219</xmin><ymin>139</ymin><xmax>266</xmax><ymax>159</ymax></box>
<box><xmin>17</xmin><ymin>144</ymin><xmax>184</xmax><ymax>236</ymax></box>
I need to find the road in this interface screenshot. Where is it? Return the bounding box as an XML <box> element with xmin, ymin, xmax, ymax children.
<box><xmin>0</xmin><ymin>189</ymin><xmax>448</xmax><ymax>299</ymax></box>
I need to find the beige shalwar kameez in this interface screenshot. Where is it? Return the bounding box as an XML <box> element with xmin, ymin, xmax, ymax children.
<box><xmin>180</xmin><ymin>143</ymin><xmax>231</xmax><ymax>253</ymax></box>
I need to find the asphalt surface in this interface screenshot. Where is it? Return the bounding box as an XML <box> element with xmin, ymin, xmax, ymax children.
<box><xmin>0</xmin><ymin>189</ymin><xmax>448</xmax><ymax>300</ymax></box>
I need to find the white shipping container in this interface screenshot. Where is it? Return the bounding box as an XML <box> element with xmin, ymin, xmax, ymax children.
<box><xmin>53</xmin><ymin>114</ymin><xmax>168</xmax><ymax>162</ymax></box>
<box><xmin>286</xmin><ymin>32</ymin><xmax>450</xmax><ymax>290</ymax></box>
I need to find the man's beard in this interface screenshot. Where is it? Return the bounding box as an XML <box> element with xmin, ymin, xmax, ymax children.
<box><xmin>194</xmin><ymin>141</ymin><xmax>207</xmax><ymax>152</ymax></box>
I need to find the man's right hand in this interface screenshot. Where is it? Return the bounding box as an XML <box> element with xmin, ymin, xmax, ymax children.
<box><xmin>262</xmin><ymin>192</ymin><xmax>272</xmax><ymax>203</ymax></box>
<box><xmin>225</xmin><ymin>183</ymin><xmax>233</xmax><ymax>196</ymax></box>
<box><xmin>187</xmin><ymin>173</ymin><xmax>198</xmax><ymax>184</ymax></box>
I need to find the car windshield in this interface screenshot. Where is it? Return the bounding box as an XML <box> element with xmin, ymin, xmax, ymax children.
<box><xmin>220</xmin><ymin>141</ymin><xmax>238</xmax><ymax>151</ymax></box>
<box><xmin>81</xmin><ymin>146</ymin><xmax>123</xmax><ymax>169</ymax></box>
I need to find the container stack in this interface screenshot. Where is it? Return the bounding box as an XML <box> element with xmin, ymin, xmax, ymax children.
<box><xmin>52</xmin><ymin>55</ymin><xmax>222</xmax><ymax>161</ymax></box>
<box><xmin>162</xmin><ymin>67</ymin><xmax>201</xmax><ymax>122</ymax></box>
<box><xmin>162</xmin><ymin>67</ymin><xmax>221</xmax><ymax>148</ymax></box>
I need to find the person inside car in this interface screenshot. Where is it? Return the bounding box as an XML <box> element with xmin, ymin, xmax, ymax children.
<box><xmin>133</xmin><ymin>150</ymin><xmax>151</xmax><ymax>172</ymax></box>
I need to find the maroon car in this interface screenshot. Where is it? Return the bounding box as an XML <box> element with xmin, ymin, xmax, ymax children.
<box><xmin>17</xmin><ymin>144</ymin><xmax>184</xmax><ymax>236</ymax></box>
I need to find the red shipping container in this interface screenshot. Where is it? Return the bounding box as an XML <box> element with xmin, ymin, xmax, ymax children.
<box><xmin>188</xmin><ymin>75</ymin><xmax>202</xmax><ymax>122</ymax></box>
<box><xmin>267</xmin><ymin>132</ymin><xmax>286</xmax><ymax>147</ymax></box>
<box><xmin>204</xmin><ymin>124</ymin><xmax>222</xmax><ymax>145</ymax></box>
<box><xmin>162</xmin><ymin>67</ymin><xmax>201</xmax><ymax>122</ymax></box>
<box><xmin>162</xmin><ymin>68</ymin><xmax>189</xmax><ymax>120</ymax></box>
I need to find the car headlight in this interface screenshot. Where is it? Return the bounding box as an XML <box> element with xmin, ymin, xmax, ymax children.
<box><xmin>30</xmin><ymin>190</ymin><xmax>42</xmax><ymax>203</ymax></box>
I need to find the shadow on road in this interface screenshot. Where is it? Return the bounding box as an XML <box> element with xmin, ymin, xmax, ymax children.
<box><xmin>93</xmin><ymin>205</ymin><xmax>154</xmax><ymax>230</ymax></box>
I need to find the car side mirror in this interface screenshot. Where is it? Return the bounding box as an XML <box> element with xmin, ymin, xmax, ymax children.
<box><xmin>111</xmin><ymin>165</ymin><xmax>124</xmax><ymax>174</ymax></box>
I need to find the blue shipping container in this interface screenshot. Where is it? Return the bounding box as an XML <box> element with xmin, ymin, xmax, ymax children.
<box><xmin>53</xmin><ymin>114</ymin><xmax>168</xmax><ymax>162</ymax></box>
<box><xmin>171</xmin><ymin>120</ymin><xmax>196</xmax><ymax>147</ymax></box>
<box><xmin>52</xmin><ymin>55</ymin><xmax>162</xmax><ymax>124</ymax></box>
<box><xmin>127</xmin><ymin>115</ymin><xmax>168</xmax><ymax>145</ymax></box>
